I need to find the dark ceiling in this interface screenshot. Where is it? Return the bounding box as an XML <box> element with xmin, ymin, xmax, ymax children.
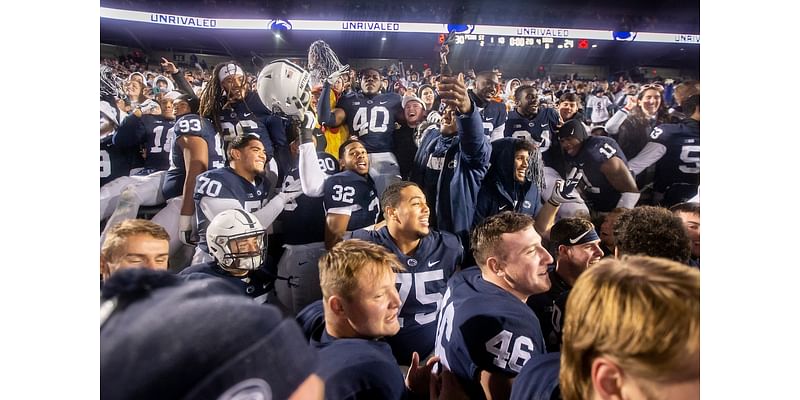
<box><xmin>100</xmin><ymin>0</ymin><xmax>700</xmax><ymax>73</ymax></box>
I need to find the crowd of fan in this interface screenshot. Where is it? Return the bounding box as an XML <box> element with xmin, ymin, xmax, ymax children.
<box><xmin>99</xmin><ymin>44</ymin><xmax>700</xmax><ymax>399</ymax></box>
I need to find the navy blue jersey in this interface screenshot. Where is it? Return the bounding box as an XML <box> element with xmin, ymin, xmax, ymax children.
<box><xmin>216</xmin><ymin>91</ymin><xmax>276</xmax><ymax>158</ymax></box>
<box><xmin>178</xmin><ymin>261</ymin><xmax>274</xmax><ymax>300</ymax></box>
<box><xmin>296</xmin><ymin>299</ymin><xmax>326</xmax><ymax>342</ymax></box>
<box><xmin>509</xmin><ymin>352</ymin><xmax>561</xmax><ymax>400</ymax></box>
<box><xmin>504</xmin><ymin>108</ymin><xmax>559</xmax><ymax>153</ymax></box>
<box><xmin>351</xmin><ymin>227</ymin><xmax>463</xmax><ymax>364</ymax></box>
<box><xmin>435</xmin><ymin>268</ymin><xmax>546</xmax><ymax>399</ymax></box>
<box><xmin>315</xmin><ymin>330</ymin><xmax>407</xmax><ymax>400</ymax></box>
<box><xmin>526</xmin><ymin>267</ymin><xmax>571</xmax><ymax>352</ymax></box>
<box><xmin>477</xmin><ymin>100</ymin><xmax>507</xmax><ymax>137</ymax></box>
<box><xmin>323</xmin><ymin>170</ymin><xmax>380</xmax><ymax>231</ymax></box>
<box><xmin>337</xmin><ymin>92</ymin><xmax>403</xmax><ymax>153</ymax></box>
<box><xmin>100</xmin><ymin>135</ymin><xmax>143</xmax><ymax>187</ymax></box>
<box><xmin>162</xmin><ymin>114</ymin><xmax>226</xmax><ymax>200</ymax></box>
<box><xmin>565</xmin><ymin>136</ymin><xmax>629</xmax><ymax>213</ymax></box>
<box><xmin>113</xmin><ymin>114</ymin><xmax>175</xmax><ymax>172</ymax></box>
<box><xmin>279</xmin><ymin>152</ymin><xmax>339</xmax><ymax>245</ymax></box>
<box><xmin>193</xmin><ymin>167</ymin><xmax>272</xmax><ymax>253</ymax></box>
<box><xmin>649</xmin><ymin>119</ymin><xmax>700</xmax><ymax>193</ymax></box>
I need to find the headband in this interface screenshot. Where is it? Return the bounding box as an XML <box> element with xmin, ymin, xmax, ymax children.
<box><xmin>218</xmin><ymin>63</ymin><xmax>244</xmax><ymax>82</ymax></box>
<box><xmin>557</xmin><ymin>228</ymin><xmax>600</xmax><ymax>247</ymax></box>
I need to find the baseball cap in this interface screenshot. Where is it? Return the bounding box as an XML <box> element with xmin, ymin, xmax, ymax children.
<box><xmin>101</xmin><ymin>268</ymin><xmax>319</xmax><ymax>400</ymax></box>
<box><xmin>402</xmin><ymin>94</ymin><xmax>427</xmax><ymax>111</ymax></box>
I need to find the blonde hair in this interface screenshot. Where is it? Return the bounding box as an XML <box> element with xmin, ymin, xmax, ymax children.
<box><xmin>560</xmin><ymin>255</ymin><xmax>700</xmax><ymax>400</ymax></box>
<box><xmin>319</xmin><ymin>239</ymin><xmax>405</xmax><ymax>301</ymax></box>
<box><xmin>101</xmin><ymin>219</ymin><xmax>170</xmax><ymax>263</ymax></box>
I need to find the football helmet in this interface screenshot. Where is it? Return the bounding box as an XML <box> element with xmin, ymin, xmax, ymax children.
<box><xmin>100</xmin><ymin>65</ymin><xmax>125</xmax><ymax>100</ymax></box>
<box><xmin>207</xmin><ymin>209</ymin><xmax>267</xmax><ymax>271</ymax></box>
<box><xmin>256</xmin><ymin>59</ymin><xmax>311</xmax><ymax>118</ymax></box>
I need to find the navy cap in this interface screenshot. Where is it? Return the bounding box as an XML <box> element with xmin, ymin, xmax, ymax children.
<box><xmin>101</xmin><ymin>268</ymin><xmax>318</xmax><ymax>400</ymax></box>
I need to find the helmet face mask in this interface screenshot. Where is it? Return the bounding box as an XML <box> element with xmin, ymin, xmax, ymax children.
<box><xmin>207</xmin><ymin>210</ymin><xmax>268</xmax><ymax>273</ymax></box>
<box><xmin>256</xmin><ymin>59</ymin><xmax>312</xmax><ymax>118</ymax></box>
<box><xmin>215</xmin><ymin>230</ymin><xmax>267</xmax><ymax>272</ymax></box>
<box><xmin>100</xmin><ymin>65</ymin><xmax>125</xmax><ymax>100</ymax></box>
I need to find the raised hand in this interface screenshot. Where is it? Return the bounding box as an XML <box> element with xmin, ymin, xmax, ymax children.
<box><xmin>549</xmin><ymin>167</ymin><xmax>584</xmax><ymax>206</ymax></box>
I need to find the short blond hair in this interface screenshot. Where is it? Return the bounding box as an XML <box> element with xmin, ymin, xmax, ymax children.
<box><xmin>560</xmin><ymin>255</ymin><xmax>700</xmax><ymax>400</ymax></box>
<box><xmin>319</xmin><ymin>239</ymin><xmax>405</xmax><ymax>301</ymax></box>
<box><xmin>101</xmin><ymin>219</ymin><xmax>170</xmax><ymax>263</ymax></box>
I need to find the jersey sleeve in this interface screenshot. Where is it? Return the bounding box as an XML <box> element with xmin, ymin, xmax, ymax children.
<box><xmin>460</xmin><ymin>312</ymin><xmax>543</xmax><ymax>376</ymax></box>
<box><xmin>112</xmin><ymin>114</ymin><xmax>146</xmax><ymax>148</ymax></box>
<box><xmin>174</xmin><ymin>115</ymin><xmax>207</xmax><ymax>138</ymax></box>
<box><xmin>590</xmin><ymin>137</ymin><xmax>626</xmax><ymax>164</ymax></box>
<box><xmin>323</xmin><ymin>175</ymin><xmax>358</xmax><ymax>215</ymax></box>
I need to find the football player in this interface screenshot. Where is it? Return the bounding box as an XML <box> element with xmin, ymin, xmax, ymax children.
<box><xmin>273</xmin><ymin>128</ymin><xmax>339</xmax><ymax>315</ymax></box>
<box><xmin>100</xmin><ymin>219</ymin><xmax>170</xmax><ymax>282</ymax></box>
<box><xmin>178</xmin><ymin>209</ymin><xmax>282</xmax><ymax>302</ymax></box>
<box><xmin>504</xmin><ymin>85</ymin><xmax>560</xmax><ymax>154</ymax></box>
<box><xmin>527</xmin><ymin>218</ymin><xmax>603</xmax><ymax>351</ymax></box>
<box><xmin>560</xmin><ymin>256</ymin><xmax>699</xmax><ymax>400</ymax></box>
<box><xmin>101</xmin><ymin>65</ymin><xmax>142</xmax><ymax>188</ymax></box>
<box><xmin>100</xmin><ymin>95</ymin><xmax>177</xmax><ymax>224</ymax></box>
<box><xmin>627</xmin><ymin>94</ymin><xmax>700</xmax><ymax>205</ymax></box>
<box><xmin>323</xmin><ymin>139</ymin><xmax>381</xmax><ymax>250</ymax></box>
<box><xmin>351</xmin><ymin>181</ymin><xmax>463</xmax><ymax>365</ymax></box>
<box><xmin>200</xmin><ymin>61</ymin><xmax>285</xmax><ymax>177</ymax></box>
<box><xmin>558</xmin><ymin>119</ymin><xmax>639</xmax><ymax>214</ymax></box>
<box><xmin>434</xmin><ymin>212</ymin><xmax>552</xmax><ymax>399</ymax></box>
<box><xmin>317</xmin><ymin>67</ymin><xmax>404</xmax><ymax>196</ymax></box>
<box><xmin>150</xmin><ymin>94</ymin><xmax>225</xmax><ymax>270</ymax></box>
<box><xmin>468</xmin><ymin>71</ymin><xmax>507</xmax><ymax>141</ymax></box>
<box><xmin>256</xmin><ymin>59</ymin><xmax>341</xmax><ymax>314</ymax></box>
<box><xmin>190</xmin><ymin>134</ymin><xmax>302</xmax><ymax>264</ymax></box>
<box><xmin>313</xmin><ymin>239</ymin><xmax>437</xmax><ymax>399</ymax></box>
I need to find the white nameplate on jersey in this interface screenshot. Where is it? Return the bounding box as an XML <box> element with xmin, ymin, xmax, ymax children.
<box><xmin>427</xmin><ymin>156</ymin><xmax>445</xmax><ymax>170</ymax></box>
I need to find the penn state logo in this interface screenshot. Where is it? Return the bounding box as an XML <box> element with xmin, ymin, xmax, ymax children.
<box><xmin>523</xmin><ymin>200</ymin><xmax>532</xmax><ymax>209</ymax></box>
<box><xmin>267</xmin><ymin>19</ymin><xmax>292</xmax><ymax>31</ymax></box>
<box><xmin>612</xmin><ymin>31</ymin><xmax>638</xmax><ymax>41</ymax></box>
<box><xmin>446</xmin><ymin>24</ymin><xmax>476</xmax><ymax>34</ymax></box>
<box><xmin>367</xmin><ymin>100</ymin><xmax>373</xmax><ymax>105</ymax></box>
<box><xmin>447</xmin><ymin>160</ymin><xmax>457</xmax><ymax>169</ymax></box>
<box><xmin>528</xmin><ymin>122</ymin><xmax>534</xmax><ymax>127</ymax></box>
<box><xmin>407</xmin><ymin>259</ymin><xmax>418</xmax><ymax>267</ymax></box>
<box><xmin>256</xmin><ymin>190</ymin><xmax>262</xmax><ymax>195</ymax></box>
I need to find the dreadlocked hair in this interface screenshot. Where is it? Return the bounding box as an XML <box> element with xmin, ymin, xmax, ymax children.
<box><xmin>308</xmin><ymin>40</ymin><xmax>343</xmax><ymax>87</ymax></box>
<box><xmin>514</xmin><ymin>139</ymin><xmax>545</xmax><ymax>193</ymax></box>
<box><xmin>199</xmin><ymin>61</ymin><xmax>250</xmax><ymax>137</ymax></box>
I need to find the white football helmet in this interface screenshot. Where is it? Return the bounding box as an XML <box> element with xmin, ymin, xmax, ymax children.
<box><xmin>256</xmin><ymin>59</ymin><xmax>312</xmax><ymax>118</ymax></box>
<box><xmin>207</xmin><ymin>209</ymin><xmax>267</xmax><ymax>272</ymax></box>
